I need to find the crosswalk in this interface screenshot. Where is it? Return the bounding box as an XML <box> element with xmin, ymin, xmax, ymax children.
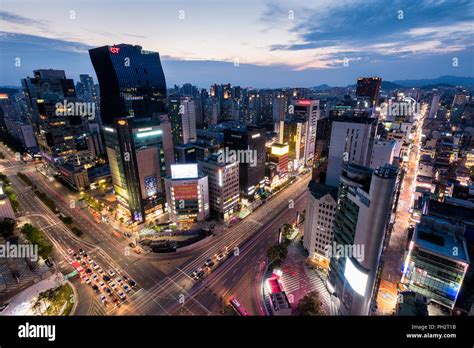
<box><xmin>0</xmin><ymin>257</ymin><xmax>52</xmax><ymax>295</ymax></box>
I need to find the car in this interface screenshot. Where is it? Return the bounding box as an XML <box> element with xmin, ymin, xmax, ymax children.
<box><xmin>76</xmin><ymin>266</ymin><xmax>83</xmax><ymax>273</ymax></box>
<box><xmin>79</xmin><ymin>248</ymin><xmax>84</xmax><ymax>254</ymax></box>
<box><xmin>196</xmin><ymin>271</ymin><xmax>205</xmax><ymax>279</ymax></box>
<box><xmin>92</xmin><ymin>274</ymin><xmax>99</xmax><ymax>281</ymax></box>
<box><xmin>103</xmin><ymin>275</ymin><xmax>111</xmax><ymax>282</ymax></box>
<box><xmin>85</xmin><ymin>278</ymin><xmax>91</xmax><ymax>285</ymax></box>
<box><xmin>0</xmin><ymin>303</ymin><xmax>9</xmax><ymax>312</ymax></box>
<box><xmin>85</xmin><ymin>268</ymin><xmax>92</xmax><ymax>274</ymax></box>
<box><xmin>105</xmin><ymin>288</ymin><xmax>112</xmax><ymax>295</ymax></box>
<box><xmin>117</xmin><ymin>291</ymin><xmax>126</xmax><ymax>301</ymax></box>
<box><xmin>87</xmin><ymin>258</ymin><xmax>93</xmax><ymax>264</ymax></box>
<box><xmin>99</xmin><ymin>282</ymin><xmax>106</xmax><ymax>289</ymax></box>
<box><xmin>92</xmin><ymin>285</ymin><xmax>99</xmax><ymax>292</ymax></box>
<box><xmin>67</xmin><ymin>249</ymin><xmax>74</xmax><ymax>255</ymax></box>
<box><xmin>204</xmin><ymin>258</ymin><xmax>214</xmax><ymax>267</ymax></box>
<box><xmin>122</xmin><ymin>275</ymin><xmax>129</xmax><ymax>281</ymax></box>
<box><xmin>73</xmin><ymin>253</ymin><xmax>77</xmax><ymax>258</ymax></box>
<box><xmin>81</xmin><ymin>261</ymin><xmax>87</xmax><ymax>267</ymax></box>
<box><xmin>128</xmin><ymin>280</ymin><xmax>137</xmax><ymax>288</ymax></box>
<box><xmin>98</xmin><ymin>269</ymin><xmax>104</xmax><ymax>275</ymax></box>
<box><xmin>216</xmin><ymin>253</ymin><xmax>224</xmax><ymax>261</ymax></box>
<box><xmin>108</xmin><ymin>269</ymin><xmax>116</xmax><ymax>277</ymax></box>
<box><xmin>112</xmin><ymin>298</ymin><xmax>121</xmax><ymax>307</ymax></box>
<box><xmin>123</xmin><ymin>284</ymin><xmax>131</xmax><ymax>293</ymax></box>
<box><xmin>99</xmin><ymin>295</ymin><xmax>107</xmax><ymax>305</ymax></box>
<box><xmin>116</xmin><ymin>278</ymin><xmax>123</xmax><ymax>286</ymax></box>
<box><xmin>110</xmin><ymin>282</ymin><xmax>117</xmax><ymax>290</ymax></box>
<box><xmin>92</xmin><ymin>263</ymin><xmax>99</xmax><ymax>270</ymax></box>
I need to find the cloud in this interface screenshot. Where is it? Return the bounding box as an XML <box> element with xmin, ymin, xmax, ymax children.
<box><xmin>0</xmin><ymin>11</ymin><xmax>49</xmax><ymax>31</ymax></box>
<box><xmin>263</xmin><ymin>0</ymin><xmax>474</xmax><ymax>65</ymax></box>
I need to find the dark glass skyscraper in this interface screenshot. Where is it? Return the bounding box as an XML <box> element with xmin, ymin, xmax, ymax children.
<box><xmin>89</xmin><ymin>44</ymin><xmax>174</xmax><ymax>223</ymax></box>
<box><xmin>89</xmin><ymin>44</ymin><xmax>167</xmax><ymax>125</ymax></box>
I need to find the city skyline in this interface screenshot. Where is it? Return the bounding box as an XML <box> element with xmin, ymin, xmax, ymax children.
<box><xmin>1</xmin><ymin>0</ymin><xmax>474</xmax><ymax>87</ymax></box>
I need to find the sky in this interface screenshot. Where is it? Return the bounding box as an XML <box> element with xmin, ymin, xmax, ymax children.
<box><xmin>0</xmin><ymin>0</ymin><xmax>473</xmax><ymax>88</ymax></box>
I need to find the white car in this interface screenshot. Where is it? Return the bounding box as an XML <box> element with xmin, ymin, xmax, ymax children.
<box><xmin>92</xmin><ymin>263</ymin><xmax>99</xmax><ymax>270</ymax></box>
<box><xmin>97</xmin><ymin>268</ymin><xmax>104</xmax><ymax>275</ymax></box>
<box><xmin>85</xmin><ymin>278</ymin><xmax>91</xmax><ymax>284</ymax></box>
<box><xmin>92</xmin><ymin>274</ymin><xmax>99</xmax><ymax>281</ymax></box>
<box><xmin>99</xmin><ymin>282</ymin><xmax>106</xmax><ymax>289</ymax></box>
<box><xmin>110</xmin><ymin>282</ymin><xmax>117</xmax><ymax>290</ymax></box>
<box><xmin>67</xmin><ymin>249</ymin><xmax>74</xmax><ymax>255</ymax></box>
<box><xmin>117</xmin><ymin>291</ymin><xmax>126</xmax><ymax>300</ymax></box>
<box><xmin>108</xmin><ymin>269</ymin><xmax>116</xmax><ymax>277</ymax></box>
<box><xmin>116</xmin><ymin>278</ymin><xmax>123</xmax><ymax>286</ymax></box>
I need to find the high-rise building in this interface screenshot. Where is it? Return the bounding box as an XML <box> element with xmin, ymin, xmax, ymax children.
<box><xmin>198</xmin><ymin>154</ymin><xmax>240</xmax><ymax>220</ymax></box>
<box><xmin>428</xmin><ymin>94</ymin><xmax>440</xmax><ymax>119</ymax></box>
<box><xmin>21</xmin><ymin>69</ymin><xmax>88</xmax><ymax>164</ymax></box>
<box><xmin>272</xmin><ymin>94</ymin><xmax>287</xmax><ymax>124</ymax></box>
<box><xmin>164</xmin><ymin>164</ymin><xmax>209</xmax><ymax>224</ymax></box>
<box><xmin>328</xmin><ymin>164</ymin><xmax>397</xmax><ymax>315</ymax></box>
<box><xmin>355</xmin><ymin>77</ymin><xmax>382</xmax><ymax>108</ymax></box>
<box><xmin>282</xmin><ymin>121</ymin><xmax>306</xmax><ymax>170</ymax></box>
<box><xmin>369</xmin><ymin>139</ymin><xmax>396</xmax><ymax>169</ymax></box>
<box><xmin>401</xmin><ymin>215</ymin><xmax>470</xmax><ymax>310</ymax></box>
<box><xmin>103</xmin><ymin>118</ymin><xmax>174</xmax><ymax>222</ymax></box>
<box><xmin>326</xmin><ymin>116</ymin><xmax>377</xmax><ymax>187</ymax></box>
<box><xmin>168</xmin><ymin>96</ymin><xmax>197</xmax><ymax>146</ymax></box>
<box><xmin>290</xmin><ymin>99</ymin><xmax>320</xmax><ymax>166</ymax></box>
<box><xmin>89</xmin><ymin>44</ymin><xmax>174</xmax><ymax>222</ymax></box>
<box><xmin>89</xmin><ymin>44</ymin><xmax>167</xmax><ymax>126</ymax></box>
<box><xmin>223</xmin><ymin>125</ymin><xmax>266</xmax><ymax>200</ymax></box>
<box><xmin>303</xmin><ymin>181</ymin><xmax>338</xmax><ymax>267</ymax></box>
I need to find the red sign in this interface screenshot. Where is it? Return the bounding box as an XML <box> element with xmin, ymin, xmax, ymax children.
<box><xmin>174</xmin><ymin>184</ymin><xmax>198</xmax><ymax>201</ymax></box>
<box><xmin>297</xmin><ymin>99</ymin><xmax>312</xmax><ymax>106</ymax></box>
<box><xmin>109</xmin><ymin>47</ymin><xmax>120</xmax><ymax>54</ymax></box>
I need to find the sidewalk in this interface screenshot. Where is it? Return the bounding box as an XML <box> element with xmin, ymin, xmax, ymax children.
<box><xmin>0</xmin><ymin>272</ymin><xmax>67</xmax><ymax>315</ymax></box>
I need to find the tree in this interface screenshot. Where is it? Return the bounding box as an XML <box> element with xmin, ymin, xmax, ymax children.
<box><xmin>0</xmin><ymin>218</ymin><xmax>16</xmax><ymax>238</ymax></box>
<box><xmin>298</xmin><ymin>291</ymin><xmax>323</xmax><ymax>316</ymax></box>
<box><xmin>267</xmin><ymin>244</ymin><xmax>288</xmax><ymax>267</ymax></box>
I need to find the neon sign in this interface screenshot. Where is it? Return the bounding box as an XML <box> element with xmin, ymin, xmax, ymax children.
<box><xmin>109</xmin><ymin>47</ymin><xmax>120</xmax><ymax>54</ymax></box>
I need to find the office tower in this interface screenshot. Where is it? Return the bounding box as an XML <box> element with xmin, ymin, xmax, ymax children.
<box><xmin>247</xmin><ymin>92</ymin><xmax>261</xmax><ymax>126</ymax></box>
<box><xmin>355</xmin><ymin>77</ymin><xmax>382</xmax><ymax>108</ymax></box>
<box><xmin>103</xmin><ymin>118</ymin><xmax>174</xmax><ymax>222</ymax></box>
<box><xmin>268</xmin><ymin>143</ymin><xmax>289</xmax><ymax>177</ymax></box>
<box><xmin>164</xmin><ymin>164</ymin><xmax>210</xmax><ymax>224</ymax></box>
<box><xmin>169</xmin><ymin>96</ymin><xmax>197</xmax><ymax>146</ymax></box>
<box><xmin>369</xmin><ymin>139</ymin><xmax>396</xmax><ymax>169</ymax></box>
<box><xmin>428</xmin><ymin>94</ymin><xmax>440</xmax><ymax>119</ymax></box>
<box><xmin>328</xmin><ymin>164</ymin><xmax>397</xmax><ymax>315</ymax></box>
<box><xmin>303</xmin><ymin>181</ymin><xmax>338</xmax><ymax>267</ymax></box>
<box><xmin>272</xmin><ymin>95</ymin><xmax>287</xmax><ymax>124</ymax></box>
<box><xmin>223</xmin><ymin>125</ymin><xmax>266</xmax><ymax>200</ymax></box>
<box><xmin>312</xmin><ymin>116</ymin><xmax>332</xmax><ymax>182</ymax></box>
<box><xmin>89</xmin><ymin>44</ymin><xmax>167</xmax><ymax>125</ymax></box>
<box><xmin>325</xmin><ymin>116</ymin><xmax>377</xmax><ymax>187</ymax></box>
<box><xmin>198</xmin><ymin>154</ymin><xmax>240</xmax><ymax>220</ymax></box>
<box><xmin>291</xmin><ymin>99</ymin><xmax>320</xmax><ymax>166</ymax></box>
<box><xmin>282</xmin><ymin>121</ymin><xmax>306</xmax><ymax>170</ymax></box>
<box><xmin>21</xmin><ymin>69</ymin><xmax>87</xmax><ymax>164</ymax></box>
<box><xmin>76</xmin><ymin>74</ymin><xmax>95</xmax><ymax>102</ymax></box>
<box><xmin>89</xmin><ymin>44</ymin><xmax>174</xmax><ymax>222</ymax></box>
<box><xmin>402</xmin><ymin>215</ymin><xmax>470</xmax><ymax>310</ymax></box>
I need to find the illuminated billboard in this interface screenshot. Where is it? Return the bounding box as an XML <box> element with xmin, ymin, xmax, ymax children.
<box><xmin>171</xmin><ymin>164</ymin><xmax>198</xmax><ymax>179</ymax></box>
<box><xmin>271</xmin><ymin>144</ymin><xmax>289</xmax><ymax>156</ymax></box>
<box><xmin>173</xmin><ymin>184</ymin><xmax>198</xmax><ymax>201</ymax></box>
<box><xmin>344</xmin><ymin>258</ymin><xmax>368</xmax><ymax>296</ymax></box>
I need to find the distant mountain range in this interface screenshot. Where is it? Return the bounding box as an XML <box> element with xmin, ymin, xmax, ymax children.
<box><xmin>314</xmin><ymin>76</ymin><xmax>474</xmax><ymax>91</ymax></box>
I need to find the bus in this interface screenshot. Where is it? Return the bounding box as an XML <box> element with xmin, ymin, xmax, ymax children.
<box><xmin>229</xmin><ymin>297</ymin><xmax>249</xmax><ymax>316</ymax></box>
